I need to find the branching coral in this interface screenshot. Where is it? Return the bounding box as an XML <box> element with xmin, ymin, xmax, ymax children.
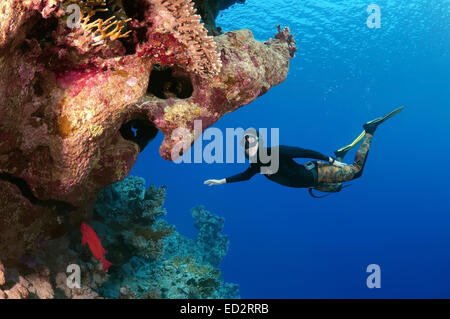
<box><xmin>148</xmin><ymin>0</ymin><xmax>223</xmax><ymax>78</ymax></box>
<box><xmin>59</xmin><ymin>0</ymin><xmax>132</xmax><ymax>54</ymax></box>
<box><xmin>59</xmin><ymin>0</ymin><xmax>222</xmax><ymax>76</ymax></box>
<box><xmin>76</xmin><ymin>1</ymin><xmax>132</xmax><ymax>44</ymax></box>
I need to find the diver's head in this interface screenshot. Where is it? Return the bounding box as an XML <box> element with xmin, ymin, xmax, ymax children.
<box><xmin>240</xmin><ymin>129</ymin><xmax>261</xmax><ymax>159</ymax></box>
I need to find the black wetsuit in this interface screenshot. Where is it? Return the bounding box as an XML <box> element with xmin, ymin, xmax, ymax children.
<box><xmin>226</xmin><ymin>146</ymin><xmax>330</xmax><ymax>188</ymax></box>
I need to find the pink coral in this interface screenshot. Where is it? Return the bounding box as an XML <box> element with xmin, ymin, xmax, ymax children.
<box><xmin>148</xmin><ymin>0</ymin><xmax>223</xmax><ymax>77</ymax></box>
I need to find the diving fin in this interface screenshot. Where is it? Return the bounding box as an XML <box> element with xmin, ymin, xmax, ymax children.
<box><xmin>335</xmin><ymin>106</ymin><xmax>404</xmax><ymax>158</ymax></box>
<box><xmin>364</xmin><ymin>106</ymin><xmax>405</xmax><ymax>134</ymax></box>
<box><xmin>334</xmin><ymin>130</ymin><xmax>366</xmax><ymax>160</ymax></box>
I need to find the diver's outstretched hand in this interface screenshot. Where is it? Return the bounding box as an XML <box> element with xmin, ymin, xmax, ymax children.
<box><xmin>204</xmin><ymin>179</ymin><xmax>226</xmax><ymax>186</ymax></box>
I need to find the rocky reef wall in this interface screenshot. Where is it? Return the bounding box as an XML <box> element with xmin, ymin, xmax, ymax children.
<box><xmin>0</xmin><ymin>0</ymin><xmax>296</xmax><ymax>267</ymax></box>
<box><xmin>0</xmin><ymin>176</ymin><xmax>239</xmax><ymax>299</ymax></box>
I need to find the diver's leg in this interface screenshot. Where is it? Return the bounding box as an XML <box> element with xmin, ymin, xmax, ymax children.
<box><xmin>317</xmin><ymin>133</ymin><xmax>373</xmax><ymax>183</ymax></box>
<box><xmin>351</xmin><ymin>133</ymin><xmax>373</xmax><ymax>178</ymax></box>
<box><xmin>318</xmin><ymin>107</ymin><xmax>404</xmax><ymax>184</ymax></box>
<box><xmin>334</xmin><ymin>130</ymin><xmax>366</xmax><ymax>160</ymax></box>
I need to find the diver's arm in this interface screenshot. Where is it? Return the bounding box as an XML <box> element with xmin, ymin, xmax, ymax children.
<box><xmin>204</xmin><ymin>166</ymin><xmax>258</xmax><ymax>186</ymax></box>
<box><xmin>204</xmin><ymin>171</ymin><xmax>255</xmax><ymax>186</ymax></box>
<box><xmin>225</xmin><ymin>165</ymin><xmax>259</xmax><ymax>183</ymax></box>
<box><xmin>279</xmin><ymin>146</ymin><xmax>331</xmax><ymax>162</ymax></box>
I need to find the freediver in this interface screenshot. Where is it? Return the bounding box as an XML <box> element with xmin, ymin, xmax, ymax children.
<box><xmin>204</xmin><ymin>107</ymin><xmax>404</xmax><ymax>197</ymax></box>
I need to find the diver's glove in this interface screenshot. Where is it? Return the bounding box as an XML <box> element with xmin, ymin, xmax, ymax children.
<box><xmin>329</xmin><ymin>157</ymin><xmax>347</xmax><ymax>168</ymax></box>
<box><xmin>204</xmin><ymin>179</ymin><xmax>226</xmax><ymax>186</ymax></box>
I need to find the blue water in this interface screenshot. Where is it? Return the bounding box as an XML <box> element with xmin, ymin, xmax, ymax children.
<box><xmin>131</xmin><ymin>0</ymin><xmax>450</xmax><ymax>298</ymax></box>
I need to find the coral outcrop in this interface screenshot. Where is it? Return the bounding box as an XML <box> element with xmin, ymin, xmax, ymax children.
<box><xmin>0</xmin><ymin>236</ymin><xmax>108</xmax><ymax>299</ymax></box>
<box><xmin>0</xmin><ymin>0</ymin><xmax>295</xmax><ymax>268</ymax></box>
<box><xmin>144</xmin><ymin>0</ymin><xmax>223</xmax><ymax>78</ymax></box>
<box><xmin>0</xmin><ymin>176</ymin><xmax>238</xmax><ymax>299</ymax></box>
<box><xmin>190</xmin><ymin>206</ymin><xmax>229</xmax><ymax>267</ymax></box>
<box><xmin>92</xmin><ymin>176</ymin><xmax>172</xmax><ymax>263</ymax></box>
<box><xmin>274</xmin><ymin>25</ymin><xmax>297</xmax><ymax>58</ymax></box>
<box><xmin>95</xmin><ymin>177</ymin><xmax>238</xmax><ymax>299</ymax></box>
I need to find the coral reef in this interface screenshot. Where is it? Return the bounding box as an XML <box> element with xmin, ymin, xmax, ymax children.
<box><xmin>0</xmin><ymin>176</ymin><xmax>239</xmax><ymax>299</ymax></box>
<box><xmin>190</xmin><ymin>206</ymin><xmax>229</xmax><ymax>267</ymax></box>
<box><xmin>0</xmin><ymin>236</ymin><xmax>108</xmax><ymax>299</ymax></box>
<box><xmin>92</xmin><ymin>176</ymin><xmax>172</xmax><ymax>263</ymax></box>
<box><xmin>94</xmin><ymin>176</ymin><xmax>238</xmax><ymax>299</ymax></box>
<box><xmin>141</xmin><ymin>0</ymin><xmax>223</xmax><ymax>78</ymax></box>
<box><xmin>0</xmin><ymin>0</ymin><xmax>295</xmax><ymax>269</ymax></box>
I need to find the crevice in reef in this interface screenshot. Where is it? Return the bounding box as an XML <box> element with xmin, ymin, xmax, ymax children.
<box><xmin>147</xmin><ymin>66</ymin><xmax>194</xmax><ymax>100</ymax></box>
<box><xmin>121</xmin><ymin>0</ymin><xmax>148</xmax><ymax>22</ymax></box>
<box><xmin>119</xmin><ymin>118</ymin><xmax>159</xmax><ymax>152</ymax></box>
<box><xmin>0</xmin><ymin>173</ymin><xmax>76</xmax><ymax>213</ymax></box>
<box><xmin>116</xmin><ymin>0</ymin><xmax>148</xmax><ymax>54</ymax></box>
<box><xmin>33</xmin><ymin>75</ymin><xmax>45</xmax><ymax>97</ymax></box>
<box><xmin>26</xmin><ymin>16</ymin><xmax>59</xmax><ymax>44</ymax></box>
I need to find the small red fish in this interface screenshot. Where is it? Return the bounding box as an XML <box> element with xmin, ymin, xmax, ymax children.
<box><xmin>80</xmin><ymin>222</ymin><xmax>112</xmax><ymax>273</ymax></box>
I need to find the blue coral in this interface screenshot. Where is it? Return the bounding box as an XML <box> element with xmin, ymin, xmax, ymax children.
<box><xmin>91</xmin><ymin>176</ymin><xmax>239</xmax><ymax>299</ymax></box>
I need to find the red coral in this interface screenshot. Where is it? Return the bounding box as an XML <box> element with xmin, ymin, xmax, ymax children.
<box><xmin>55</xmin><ymin>66</ymin><xmax>102</xmax><ymax>97</ymax></box>
<box><xmin>137</xmin><ymin>32</ymin><xmax>190</xmax><ymax>67</ymax></box>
